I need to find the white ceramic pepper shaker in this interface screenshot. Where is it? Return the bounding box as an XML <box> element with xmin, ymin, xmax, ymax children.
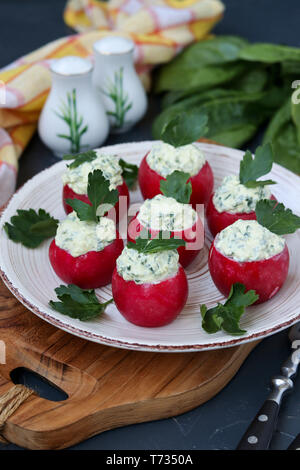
<box><xmin>92</xmin><ymin>36</ymin><xmax>147</xmax><ymax>134</ymax></box>
<box><xmin>38</xmin><ymin>56</ymin><xmax>109</xmax><ymax>156</ymax></box>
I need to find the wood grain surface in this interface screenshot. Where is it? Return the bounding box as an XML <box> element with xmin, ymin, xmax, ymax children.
<box><xmin>0</xmin><ymin>279</ymin><xmax>258</xmax><ymax>450</ymax></box>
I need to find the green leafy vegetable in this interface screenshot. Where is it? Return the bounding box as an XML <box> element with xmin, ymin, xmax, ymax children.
<box><xmin>255</xmin><ymin>199</ymin><xmax>300</xmax><ymax>235</ymax></box>
<box><xmin>154</xmin><ymin>35</ymin><xmax>300</xmax><ymax>174</ymax></box>
<box><xmin>160</xmin><ymin>171</ymin><xmax>192</xmax><ymax>204</ymax></box>
<box><xmin>63</xmin><ymin>150</ymin><xmax>98</xmax><ymax>169</ymax></box>
<box><xmin>201</xmin><ymin>283</ymin><xmax>258</xmax><ymax>335</ymax></box>
<box><xmin>160</xmin><ymin>111</ymin><xmax>208</xmax><ymax>147</ymax></box>
<box><xmin>239</xmin><ymin>143</ymin><xmax>276</xmax><ymax>188</ymax></box>
<box><xmin>127</xmin><ymin>229</ymin><xmax>186</xmax><ymax>254</ymax></box>
<box><xmin>65</xmin><ymin>169</ymin><xmax>118</xmax><ymax>222</ymax></box>
<box><xmin>239</xmin><ymin>43</ymin><xmax>300</xmax><ymax>63</ymax></box>
<box><xmin>49</xmin><ymin>284</ymin><xmax>113</xmax><ymax>321</ymax></box>
<box><xmin>4</xmin><ymin>209</ymin><xmax>58</xmax><ymax>248</ymax></box>
<box><xmin>119</xmin><ymin>159</ymin><xmax>138</xmax><ymax>189</ymax></box>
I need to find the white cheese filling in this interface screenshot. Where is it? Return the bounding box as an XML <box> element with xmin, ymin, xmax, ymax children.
<box><xmin>55</xmin><ymin>212</ymin><xmax>116</xmax><ymax>257</ymax></box>
<box><xmin>137</xmin><ymin>195</ymin><xmax>197</xmax><ymax>232</ymax></box>
<box><xmin>116</xmin><ymin>246</ymin><xmax>179</xmax><ymax>284</ymax></box>
<box><xmin>213</xmin><ymin>175</ymin><xmax>272</xmax><ymax>214</ymax></box>
<box><xmin>146</xmin><ymin>141</ymin><xmax>205</xmax><ymax>178</ymax></box>
<box><xmin>215</xmin><ymin>219</ymin><xmax>285</xmax><ymax>262</ymax></box>
<box><xmin>62</xmin><ymin>152</ymin><xmax>123</xmax><ymax>195</ymax></box>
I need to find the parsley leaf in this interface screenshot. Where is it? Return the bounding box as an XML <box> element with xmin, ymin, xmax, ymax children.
<box><xmin>239</xmin><ymin>143</ymin><xmax>277</xmax><ymax>188</ymax></box>
<box><xmin>201</xmin><ymin>283</ymin><xmax>258</xmax><ymax>335</ymax></box>
<box><xmin>119</xmin><ymin>159</ymin><xmax>138</xmax><ymax>189</ymax></box>
<box><xmin>256</xmin><ymin>199</ymin><xmax>300</xmax><ymax>235</ymax></box>
<box><xmin>49</xmin><ymin>284</ymin><xmax>113</xmax><ymax>321</ymax></box>
<box><xmin>4</xmin><ymin>209</ymin><xmax>58</xmax><ymax>248</ymax></box>
<box><xmin>65</xmin><ymin>169</ymin><xmax>119</xmax><ymax>222</ymax></box>
<box><xmin>160</xmin><ymin>170</ymin><xmax>192</xmax><ymax>204</ymax></box>
<box><xmin>127</xmin><ymin>229</ymin><xmax>186</xmax><ymax>254</ymax></box>
<box><xmin>160</xmin><ymin>111</ymin><xmax>208</xmax><ymax>148</ymax></box>
<box><xmin>63</xmin><ymin>150</ymin><xmax>98</xmax><ymax>169</ymax></box>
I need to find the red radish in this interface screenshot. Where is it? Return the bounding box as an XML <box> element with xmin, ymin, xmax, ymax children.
<box><xmin>138</xmin><ymin>152</ymin><xmax>214</xmax><ymax>207</ymax></box>
<box><xmin>208</xmin><ymin>241</ymin><xmax>289</xmax><ymax>304</ymax></box>
<box><xmin>49</xmin><ymin>235</ymin><xmax>124</xmax><ymax>289</ymax></box>
<box><xmin>127</xmin><ymin>213</ymin><xmax>204</xmax><ymax>268</ymax></box>
<box><xmin>63</xmin><ymin>180</ymin><xmax>130</xmax><ymax>223</ymax></box>
<box><xmin>206</xmin><ymin>194</ymin><xmax>277</xmax><ymax>237</ymax></box>
<box><xmin>112</xmin><ymin>266</ymin><xmax>188</xmax><ymax>327</ymax></box>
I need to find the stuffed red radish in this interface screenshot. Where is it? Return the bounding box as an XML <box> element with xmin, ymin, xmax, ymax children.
<box><xmin>62</xmin><ymin>150</ymin><xmax>131</xmax><ymax>223</ymax></box>
<box><xmin>128</xmin><ymin>171</ymin><xmax>204</xmax><ymax>268</ymax></box>
<box><xmin>49</xmin><ymin>213</ymin><xmax>123</xmax><ymax>288</ymax></box>
<box><xmin>206</xmin><ymin>144</ymin><xmax>277</xmax><ymax>237</ymax></box>
<box><xmin>209</xmin><ymin>199</ymin><xmax>300</xmax><ymax>304</ymax></box>
<box><xmin>50</xmin><ymin>169</ymin><xmax>124</xmax><ymax>288</ymax></box>
<box><xmin>138</xmin><ymin>142</ymin><xmax>214</xmax><ymax>206</ymax></box>
<box><xmin>112</xmin><ymin>234</ymin><xmax>188</xmax><ymax>327</ymax></box>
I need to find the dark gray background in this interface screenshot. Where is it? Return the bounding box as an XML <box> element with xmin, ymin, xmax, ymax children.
<box><xmin>0</xmin><ymin>0</ymin><xmax>299</xmax><ymax>451</ymax></box>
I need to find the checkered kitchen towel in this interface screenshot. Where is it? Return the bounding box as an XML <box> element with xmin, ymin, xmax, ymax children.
<box><xmin>0</xmin><ymin>0</ymin><xmax>224</xmax><ymax>207</ymax></box>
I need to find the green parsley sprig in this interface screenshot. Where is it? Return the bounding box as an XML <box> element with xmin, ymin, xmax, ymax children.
<box><xmin>4</xmin><ymin>209</ymin><xmax>58</xmax><ymax>248</ymax></box>
<box><xmin>119</xmin><ymin>159</ymin><xmax>138</xmax><ymax>189</ymax></box>
<box><xmin>127</xmin><ymin>229</ymin><xmax>186</xmax><ymax>254</ymax></box>
<box><xmin>49</xmin><ymin>284</ymin><xmax>113</xmax><ymax>321</ymax></box>
<box><xmin>201</xmin><ymin>283</ymin><xmax>259</xmax><ymax>335</ymax></box>
<box><xmin>160</xmin><ymin>170</ymin><xmax>192</xmax><ymax>204</ymax></box>
<box><xmin>239</xmin><ymin>143</ymin><xmax>276</xmax><ymax>188</ymax></box>
<box><xmin>63</xmin><ymin>150</ymin><xmax>98</xmax><ymax>169</ymax></box>
<box><xmin>160</xmin><ymin>111</ymin><xmax>208</xmax><ymax>148</ymax></box>
<box><xmin>65</xmin><ymin>169</ymin><xmax>118</xmax><ymax>222</ymax></box>
<box><xmin>256</xmin><ymin>199</ymin><xmax>300</xmax><ymax>235</ymax></box>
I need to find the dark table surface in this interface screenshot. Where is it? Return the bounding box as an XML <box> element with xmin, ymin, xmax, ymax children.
<box><xmin>1</xmin><ymin>0</ymin><xmax>300</xmax><ymax>451</ymax></box>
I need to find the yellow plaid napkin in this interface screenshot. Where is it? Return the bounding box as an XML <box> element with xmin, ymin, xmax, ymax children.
<box><xmin>0</xmin><ymin>0</ymin><xmax>224</xmax><ymax>207</ymax></box>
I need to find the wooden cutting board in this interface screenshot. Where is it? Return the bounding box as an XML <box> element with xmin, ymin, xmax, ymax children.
<box><xmin>0</xmin><ymin>279</ymin><xmax>258</xmax><ymax>450</ymax></box>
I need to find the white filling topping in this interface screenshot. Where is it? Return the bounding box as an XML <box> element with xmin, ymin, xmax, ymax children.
<box><xmin>55</xmin><ymin>212</ymin><xmax>116</xmax><ymax>257</ymax></box>
<box><xmin>215</xmin><ymin>219</ymin><xmax>285</xmax><ymax>262</ymax></box>
<box><xmin>62</xmin><ymin>152</ymin><xmax>123</xmax><ymax>195</ymax></box>
<box><xmin>137</xmin><ymin>194</ymin><xmax>197</xmax><ymax>232</ymax></box>
<box><xmin>213</xmin><ymin>175</ymin><xmax>272</xmax><ymax>214</ymax></box>
<box><xmin>146</xmin><ymin>141</ymin><xmax>205</xmax><ymax>178</ymax></box>
<box><xmin>116</xmin><ymin>246</ymin><xmax>179</xmax><ymax>284</ymax></box>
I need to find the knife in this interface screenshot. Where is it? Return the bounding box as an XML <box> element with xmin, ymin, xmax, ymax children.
<box><xmin>236</xmin><ymin>322</ymin><xmax>300</xmax><ymax>450</ymax></box>
<box><xmin>287</xmin><ymin>433</ymin><xmax>300</xmax><ymax>450</ymax></box>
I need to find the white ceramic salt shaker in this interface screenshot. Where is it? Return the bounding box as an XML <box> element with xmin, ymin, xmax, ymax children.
<box><xmin>38</xmin><ymin>56</ymin><xmax>109</xmax><ymax>156</ymax></box>
<box><xmin>92</xmin><ymin>36</ymin><xmax>147</xmax><ymax>133</ymax></box>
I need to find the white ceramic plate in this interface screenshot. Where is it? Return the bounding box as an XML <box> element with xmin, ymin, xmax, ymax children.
<box><xmin>0</xmin><ymin>141</ymin><xmax>300</xmax><ymax>352</ymax></box>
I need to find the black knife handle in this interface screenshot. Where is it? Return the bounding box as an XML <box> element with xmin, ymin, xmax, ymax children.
<box><xmin>288</xmin><ymin>433</ymin><xmax>300</xmax><ymax>450</ymax></box>
<box><xmin>236</xmin><ymin>400</ymin><xmax>279</xmax><ymax>450</ymax></box>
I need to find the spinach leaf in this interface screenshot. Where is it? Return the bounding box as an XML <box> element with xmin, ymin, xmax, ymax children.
<box><xmin>239</xmin><ymin>43</ymin><xmax>300</xmax><ymax>63</ymax></box>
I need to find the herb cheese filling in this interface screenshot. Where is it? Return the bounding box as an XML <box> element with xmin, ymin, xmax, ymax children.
<box><xmin>137</xmin><ymin>195</ymin><xmax>197</xmax><ymax>232</ymax></box>
<box><xmin>146</xmin><ymin>141</ymin><xmax>205</xmax><ymax>178</ymax></box>
<box><xmin>215</xmin><ymin>219</ymin><xmax>285</xmax><ymax>262</ymax></box>
<box><xmin>55</xmin><ymin>212</ymin><xmax>116</xmax><ymax>257</ymax></box>
<box><xmin>62</xmin><ymin>152</ymin><xmax>123</xmax><ymax>194</ymax></box>
<box><xmin>116</xmin><ymin>246</ymin><xmax>179</xmax><ymax>284</ymax></box>
<box><xmin>213</xmin><ymin>175</ymin><xmax>272</xmax><ymax>214</ymax></box>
